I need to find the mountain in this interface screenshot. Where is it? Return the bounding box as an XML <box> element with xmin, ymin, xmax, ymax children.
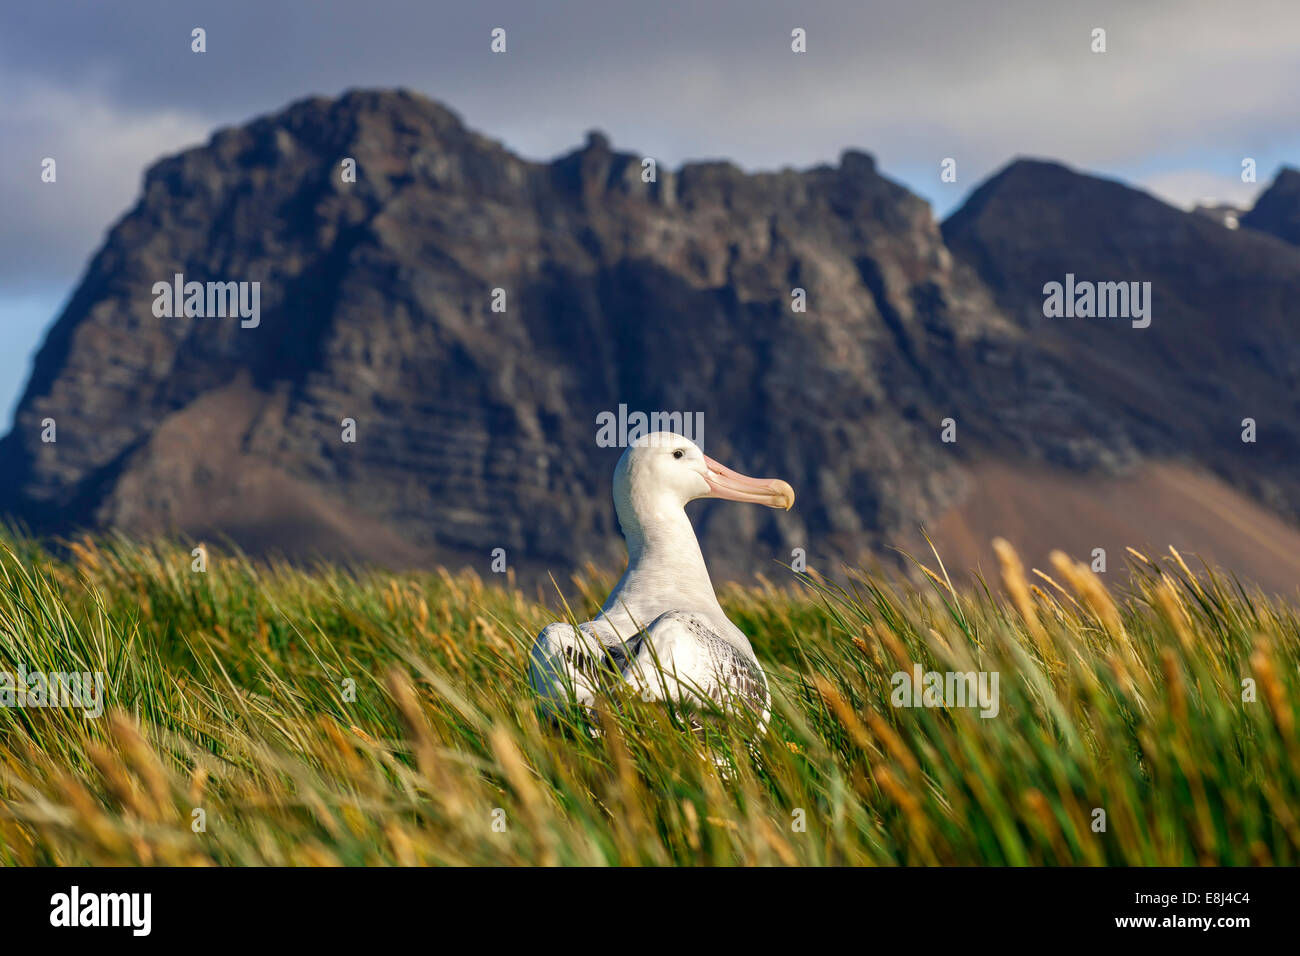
<box><xmin>4</xmin><ymin>93</ymin><xmax>1300</xmax><ymax>591</ymax></box>
<box><xmin>943</xmin><ymin>160</ymin><xmax>1300</xmax><ymax>510</ymax></box>
<box><xmin>933</xmin><ymin>159</ymin><xmax>1300</xmax><ymax>591</ymax></box>
<box><xmin>0</xmin><ymin>89</ymin><xmax>1091</xmax><ymax>581</ymax></box>
<box><xmin>1241</xmin><ymin>167</ymin><xmax>1300</xmax><ymax>247</ymax></box>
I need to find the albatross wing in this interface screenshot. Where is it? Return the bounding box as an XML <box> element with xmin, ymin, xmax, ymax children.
<box><xmin>622</xmin><ymin>611</ymin><xmax>771</xmax><ymax>729</ymax></box>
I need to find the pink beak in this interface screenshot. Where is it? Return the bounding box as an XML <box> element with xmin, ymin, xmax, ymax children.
<box><xmin>703</xmin><ymin>455</ymin><xmax>795</xmax><ymax>510</ymax></box>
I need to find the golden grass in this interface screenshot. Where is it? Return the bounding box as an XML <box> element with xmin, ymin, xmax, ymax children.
<box><xmin>0</xmin><ymin>531</ymin><xmax>1297</xmax><ymax>865</ymax></box>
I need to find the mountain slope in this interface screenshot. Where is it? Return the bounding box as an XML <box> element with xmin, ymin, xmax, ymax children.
<box><xmin>942</xmin><ymin>158</ymin><xmax>1300</xmax><ymax>526</ymax></box>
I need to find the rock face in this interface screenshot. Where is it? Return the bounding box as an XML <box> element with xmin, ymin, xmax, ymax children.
<box><xmin>943</xmin><ymin>159</ymin><xmax>1300</xmax><ymax>525</ymax></box>
<box><xmin>2</xmin><ymin>93</ymin><xmax>1298</xmax><ymax>586</ymax></box>
<box><xmin>1241</xmin><ymin>167</ymin><xmax>1300</xmax><ymax>247</ymax></box>
<box><xmin>0</xmin><ymin>90</ymin><xmax>1077</xmax><ymax>578</ymax></box>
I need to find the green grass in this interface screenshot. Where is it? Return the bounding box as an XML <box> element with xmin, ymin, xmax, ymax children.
<box><xmin>0</xmin><ymin>530</ymin><xmax>1297</xmax><ymax>865</ymax></box>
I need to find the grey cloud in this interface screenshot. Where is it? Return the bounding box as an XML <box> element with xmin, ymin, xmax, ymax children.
<box><xmin>2</xmin><ymin>0</ymin><xmax>1298</xmax><ymax>292</ymax></box>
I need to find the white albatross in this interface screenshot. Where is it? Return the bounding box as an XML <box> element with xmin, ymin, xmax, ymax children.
<box><xmin>528</xmin><ymin>431</ymin><xmax>794</xmax><ymax>733</ymax></box>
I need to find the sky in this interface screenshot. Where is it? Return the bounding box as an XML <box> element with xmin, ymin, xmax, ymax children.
<box><xmin>2</xmin><ymin>0</ymin><xmax>1299</xmax><ymax>429</ymax></box>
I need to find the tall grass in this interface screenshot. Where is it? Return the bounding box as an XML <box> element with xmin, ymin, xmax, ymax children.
<box><xmin>0</xmin><ymin>531</ymin><xmax>1296</xmax><ymax>865</ymax></box>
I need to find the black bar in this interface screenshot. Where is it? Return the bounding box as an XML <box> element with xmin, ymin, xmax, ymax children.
<box><xmin>0</xmin><ymin>866</ymin><xmax>1277</xmax><ymax>943</ymax></box>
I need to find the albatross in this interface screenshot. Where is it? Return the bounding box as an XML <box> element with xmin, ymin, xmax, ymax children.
<box><xmin>528</xmin><ymin>431</ymin><xmax>795</xmax><ymax>733</ymax></box>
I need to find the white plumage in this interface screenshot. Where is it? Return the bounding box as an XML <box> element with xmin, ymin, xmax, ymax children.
<box><xmin>528</xmin><ymin>431</ymin><xmax>794</xmax><ymax>734</ymax></box>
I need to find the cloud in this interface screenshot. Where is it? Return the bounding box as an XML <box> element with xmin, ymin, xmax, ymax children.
<box><xmin>0</xmin><ymin>73</ymin><xmax>210</xmax><ymax>293</ymax></box>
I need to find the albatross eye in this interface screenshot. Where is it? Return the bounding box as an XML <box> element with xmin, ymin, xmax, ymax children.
<box><xmin>672</xmin><ymin>449</ymin><xmax>684</xmax><ymax>459</ymax></box>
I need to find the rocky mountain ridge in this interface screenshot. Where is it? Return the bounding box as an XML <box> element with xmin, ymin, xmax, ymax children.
<box><xmin>2</xmin><ymin>90</ymin><xmax>1298</xmax><ymax>588</ymax></box>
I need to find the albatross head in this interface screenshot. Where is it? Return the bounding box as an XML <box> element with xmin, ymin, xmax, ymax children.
<box><xmin>613</xmin><ymin>432</ymin><xmax>795</xmax><ymax>522</ymax></box>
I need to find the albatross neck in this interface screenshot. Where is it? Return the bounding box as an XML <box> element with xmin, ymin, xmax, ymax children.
<box><xmin>610</xmin><ymin>492</ymin><xmax>721</xmax><ymax>612</ymax></box>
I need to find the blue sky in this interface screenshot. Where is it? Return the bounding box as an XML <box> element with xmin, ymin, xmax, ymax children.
<box><xmin>3</xmin><ymin>0</ymin><xmax>1299</xmax><ymax>429</ymax></box>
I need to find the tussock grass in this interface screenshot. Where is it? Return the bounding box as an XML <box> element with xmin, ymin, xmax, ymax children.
<box><xmin>0</xmin><ymin>531</ymin><xmax>1297</xmax><ymax>865</ymax></box>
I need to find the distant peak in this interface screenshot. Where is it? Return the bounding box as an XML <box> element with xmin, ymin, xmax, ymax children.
<box><xmin>988</xmin><ymin>157</ymin><xmax>1082</xmax><ymax>184</ymax></box>
<box><xmin>839</xmin><ymin>150</ymin><xmax>876</xmax><ymax>174</ymax></box>
<box><xmin>965</xmin><ymin>157</ymin><xmax>1142</xmax><ymax>205</ymax></box>
<box><xmin>1240</xmin><ymin>165</ymin><xmax>1300</xmax><ymax>246</ymax></box>
<box><xmin>1267</xmin><ymin>166</ymin><xmax>1300</xmax><ymax>189</ymax></box>
<box><xmin>269</xmin><ymin>87</ymin><xmax>468</xmax><ymax>130</ymax></box>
